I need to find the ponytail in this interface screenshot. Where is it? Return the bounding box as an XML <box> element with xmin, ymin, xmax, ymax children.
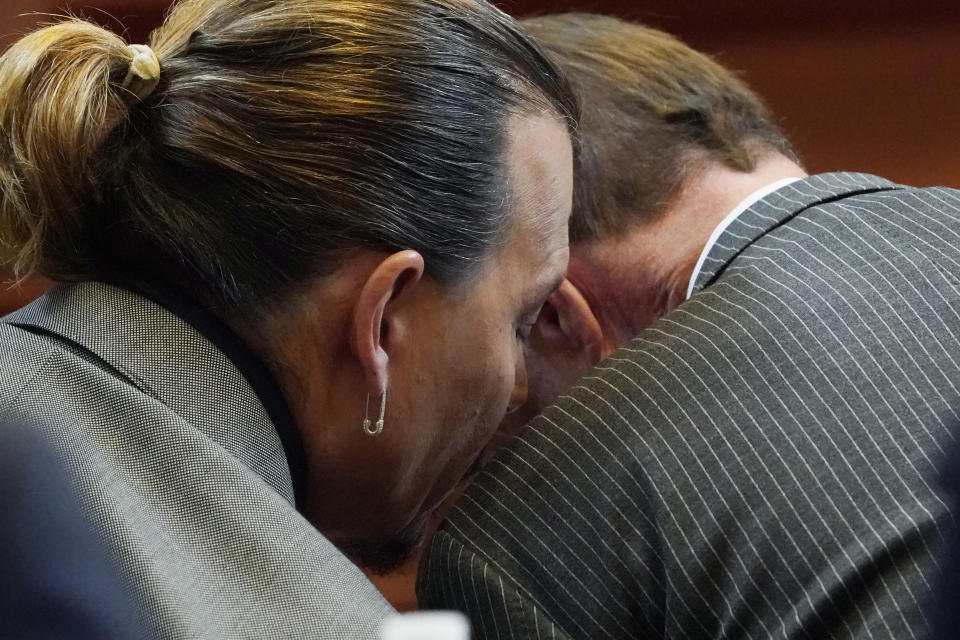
<box><xmin>1</xmin><ymin>1</ymin><xmax>577</xmax><ymax>317</ymax></box>
<box><xmin>0</xmin><ymin>19</ymin><xmax>157</xmax><ymax>278</ymax></box>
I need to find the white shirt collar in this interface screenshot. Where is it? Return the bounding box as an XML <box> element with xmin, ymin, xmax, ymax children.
<box><xmin>685</xmin><ymin>177</ymin><xmax>801</xmax><ymax>300</ymax></box>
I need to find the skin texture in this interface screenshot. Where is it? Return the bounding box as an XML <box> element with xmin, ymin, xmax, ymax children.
<box><xmin>498</xmin><ymin>153</ymin><xmax>807</xmax><ymax>438</ymax></box>
<box><xmin>258</xmin><ymin>112</ymin><xmax>573</xmax><ymax>572</ymax></box>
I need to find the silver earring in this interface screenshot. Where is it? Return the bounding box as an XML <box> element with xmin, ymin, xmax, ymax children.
<box><xmin>362</xmin><ymin>389</ymin><xmax>386</xmax><ymax>436</ymax></box>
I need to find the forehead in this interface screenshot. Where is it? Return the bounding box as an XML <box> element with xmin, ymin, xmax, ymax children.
<box><xmin>488</xmin><ymin>111</ymin><xmax>573</xmax><ymax>291</ymax></box>
<box><xmin>506</xmin><ymin>112</ymin><xmax>573</xmax><ymax>220</ymax></box>
<box><xmin>505</xmin><ymin>112</ymin><xmax>572</xmax><ymax>246</ymax></box>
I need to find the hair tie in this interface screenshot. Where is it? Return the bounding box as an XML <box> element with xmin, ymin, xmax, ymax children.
<box><xmin>122</xmin><ymin>44</ymin><xmax>161</xmax><ymax>103</ymax></box>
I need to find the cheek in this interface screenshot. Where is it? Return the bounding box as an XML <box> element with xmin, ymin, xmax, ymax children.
<box><xmin>457</xmin><ymin>331</ymin><xmax>520</xmax><ymax>435</ymax></box>
<box><xmin>420</xmin><ymin>334</ymin><xmax>518</xmax><ymax>504</ymax></box>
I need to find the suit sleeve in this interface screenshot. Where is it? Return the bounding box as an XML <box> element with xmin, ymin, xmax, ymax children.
<box><xmin>418</xmin><ymin>529</ymin><xmax>576</xmax><ymax>640</ymax></box>
<box><xmin>415</xmin><ymin>386</ymin><xmax>667</xmax><ymax>640</ymax></box>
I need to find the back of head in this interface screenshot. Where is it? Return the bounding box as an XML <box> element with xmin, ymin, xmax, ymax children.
<box><xmin>521</xmin><ymin>13</ymin><xmax>797</xmax><ymax>242</ymax></box>
<box><xmin>0</xmin><ymin>0</ymin><xmax>576</xmax><ymax>318</ymax></box>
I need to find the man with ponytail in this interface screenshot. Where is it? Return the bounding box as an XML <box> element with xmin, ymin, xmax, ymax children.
<box><xmin>419</xmin><ymin>14</ymin><xmax>960</xmax><ymax>639</ymax></box>
<box><xmin>0</xmin><ymin>0</ymin><xmax>577</xmax><ymax>637</ymax></box>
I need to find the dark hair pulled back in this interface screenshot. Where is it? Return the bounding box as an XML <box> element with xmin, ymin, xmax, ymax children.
<box><xmin>0</xmin><ymin>0</ymin><xmax>577</xmax><ymax>316</ymax></box>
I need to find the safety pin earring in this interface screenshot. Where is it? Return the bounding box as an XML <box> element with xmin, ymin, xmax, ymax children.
<box><xmin>362</xmin><ymin>389</ymin><xmax>386</xmax><ymax>436</ymax></box>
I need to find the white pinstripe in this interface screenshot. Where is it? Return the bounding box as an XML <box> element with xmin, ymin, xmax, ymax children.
<box><xmin>812</xmin><ymin>208</ymin><xmax>960</xmax><ymax>390</ymax></box>
<box><xmin>665</xmin><ymin>290</ymin><xmax>929</xmax><ymax>633</ymax></box>
<box><xmin>445</xmin><ymin>506</ymin><xmax>612</xmax><ymax>639</ymax></box>
<box><xmin>700</xmin><ymin>275</ymin><xmax>944</xmax><ymax>582</ymax></box>
<box><xmin>498</xmin><ymin>576</ymin><xmax>514</xmax><ymax>639</ymax></box>
<box><xmin>761</xmin><ymin>197</ymin><xmax>960</xmax><ymax>433</ymax></box>
<box><xmin>726</xmin><ymin>251</ymin><xmax>943</xmax><ymax>473</ymax></box>
<box><xmin>620</xmin><ymin>333</ymin><xmax>883</xmax><ymax>635</ymax></box>
<box><xmin>463</xmin><ymin>484</ymin><xmax>639</xmax><ymax>634</ymax></box>
<box><xmin>587</xmin><ymin>363</ymin><xmax>828</xmax><ymax>636</ymax></box>
<box><xmin>462</xmin><ymin>425</ymin><xmax>700</xmax><ymax>635</ymax></box>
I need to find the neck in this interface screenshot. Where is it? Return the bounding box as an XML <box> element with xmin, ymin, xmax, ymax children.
<box><xmin>572</xmin><ymin>153</ymin><xmax>807</xmax><ymax>344</ymax></box>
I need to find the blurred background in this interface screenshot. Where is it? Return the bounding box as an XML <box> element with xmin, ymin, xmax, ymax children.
<box><xmin>2</xmin><ymin>0</ymin><xmax>959</xmax><ymax>608</ymax></box>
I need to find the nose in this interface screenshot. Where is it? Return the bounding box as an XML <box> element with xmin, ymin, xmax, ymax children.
<box><xmin>506</xmin><ymin>359</ymin><xmax>528</xmax><ymax>414</ymax></box>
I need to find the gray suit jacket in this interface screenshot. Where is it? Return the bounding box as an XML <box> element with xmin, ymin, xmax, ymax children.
<box><xmin>418</xmin><ymin>173</ymin><xmax>960</xmax><ymax>639</ymax></box>
<box><xmin>0</xmin><ymin>282</ymin><xmax>393</xmax><ymax>639</ymax></box>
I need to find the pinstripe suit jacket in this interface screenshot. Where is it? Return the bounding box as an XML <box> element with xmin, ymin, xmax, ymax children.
<box><xmin>418</xmin><ymin>173</ymin><xmax>960</xmax><ymax>639</ymax></box>
<box><xmin>0</xmin><ymin>282</ymin><xmax>393</xmax><ymax>639</ymax></box>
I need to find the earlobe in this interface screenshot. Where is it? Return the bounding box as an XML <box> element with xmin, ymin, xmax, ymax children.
<box><xmin>537</xmin><ymin>279</ymin><xmax>604</xmax><ymax>365</ymax></box>
<box><xmin>349</xmin><ymin>251</ymin><xmax>425</xmax><ymax>394</ymax></box>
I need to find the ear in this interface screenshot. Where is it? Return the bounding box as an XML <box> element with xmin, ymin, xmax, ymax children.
<box><xmin>533</xmin><ymin>279</ymin><xmax>604</xmax><ymax>365</ymax></box>
<box><xmin>349</xmin><ymin>251</ymin><xmax>425</xmax><ymax>394</ymax></box>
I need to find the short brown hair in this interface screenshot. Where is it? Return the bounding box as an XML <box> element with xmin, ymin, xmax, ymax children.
<box><xmin>522</xmin><ymin>13</ymin><xmax>797</xmax><ymax>242</ymax></box>
<box><xmin>0</xmin><ymin>0</ymin><xmax>576</xmax><ymax>317</ymax></box>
